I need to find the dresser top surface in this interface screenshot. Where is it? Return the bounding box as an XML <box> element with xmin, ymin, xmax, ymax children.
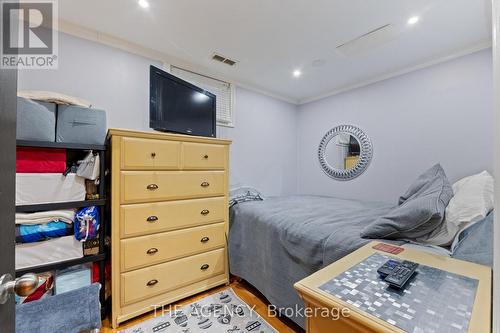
<box><xmin>107</xmin><ymin>128</ymin><xmax>232</xmax><ymax>145</ymax></box>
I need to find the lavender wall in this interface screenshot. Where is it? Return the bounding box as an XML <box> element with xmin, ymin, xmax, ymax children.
<box><xmin>218</xmin><ymin>89</ymin><xmax>298</xmax><ymax>196</ymax></box>
<box><xmin>18</xmin><ymin>33</ymin><xmax>492</xmax><ymax>201</ymax></box>
<box><xmin>18</xmin><ymin>33</ymin><xmax>298</xmax><ymax>196</ymax></box>
<box><xmin>297</xmin><ymin>49</ymin><xmax>493</xmax><ymax>203</ymax></box>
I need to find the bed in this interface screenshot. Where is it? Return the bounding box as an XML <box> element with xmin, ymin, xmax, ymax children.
<box><xmin>228</xmin><ymin>195</ymin><xmax>493</xmax><ymax>328</ymax></box>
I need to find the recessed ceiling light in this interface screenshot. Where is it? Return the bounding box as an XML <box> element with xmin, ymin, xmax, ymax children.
<box><xmin>138</xmin><ymin>0</ymin><xmax>150</xmax><ymax>9</ymax></box>
<box><xmin>407</xmin><ymin>16</ymin><xmax>419</xmax><ymax>25</ymax></box>
<box><xmin>293</xmin><ymin>69</ymin><xmax>302</xmax><ymax>78</ymax></box>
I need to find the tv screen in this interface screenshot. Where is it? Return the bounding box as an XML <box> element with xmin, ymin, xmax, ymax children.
<box><xmin>150</xmin><ymin>66</ymin><xmax>216</xmax><ymax>137</ymax></box>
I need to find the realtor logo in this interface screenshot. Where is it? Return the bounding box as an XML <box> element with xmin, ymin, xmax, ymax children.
<box><xmin>1</xmin><ymin>0</ymin><xmax>58</xmax><ymax>69</ymax></box>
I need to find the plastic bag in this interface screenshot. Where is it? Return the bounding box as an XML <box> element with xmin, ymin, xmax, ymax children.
<box><xmin>74</xmin><ymin>206</ymin><xmax>100</xmax><ymax>241</ymax></box>
<box><xmin>77</xmin><ymin>151</ymin><xmax>100</xmax><ymax>180</ymax></box>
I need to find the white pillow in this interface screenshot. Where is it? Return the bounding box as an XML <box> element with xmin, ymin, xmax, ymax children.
<box><xmin>416</xmin><ymin>170</ymin><xmax>494</xmax><ymax>246</ymax></box>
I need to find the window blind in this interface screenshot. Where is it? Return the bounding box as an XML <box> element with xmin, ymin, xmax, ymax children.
<box><xmin>170</xmin><ymin>66</ymin><xmax>234</xmax><ymax>126</ymax></box>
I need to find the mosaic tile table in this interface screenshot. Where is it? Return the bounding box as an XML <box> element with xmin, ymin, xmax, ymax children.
<box><xmin>319</xmin><ymin>253</ymin><xmax>477</xmax><ymax>333</ymax></box>
<box><xmin>294</xmin><ymin>242</ymin><xmax>491</xmax><ymax>333</ymax></box>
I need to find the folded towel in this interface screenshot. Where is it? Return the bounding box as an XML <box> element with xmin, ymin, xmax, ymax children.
<box><xmin>16</xmin><ymin>284</ymin><xmax>101</xmax><ymax>333</ymax></box>
<box><xmin>16</xmin><ymin>210</ymin><xmax>75</xmax><ymax>225</ymax></box>
<box><xmin>16</xmin><ymin>221</ymin><xmax>74</xmax><ymax>244</ymax></box>
<box><xmin>18</xmin><ymin>90</ymin><xmax>92</xmax><ymax>108</ymax></box>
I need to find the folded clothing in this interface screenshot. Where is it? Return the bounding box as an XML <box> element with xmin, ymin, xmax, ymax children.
<box><xmin>16</xmin><ymin>173</ymin><xmax>86</xmax><ymax>205</ymax></box>
<box><xmin>16</xmin><ymin>221</ymin><xmax>73</xmax><ymax>244</ymax></box>
<box><xmin>16</xmin><ymin>147</ymin><xmax>66</xmax><ymax>173</ymax></box>
<box><xmin>16</xmin><ymin>209</ymin><xmax>75</xmax><ymax>225</ymax></box>
<box><xmin>18</xmin><ymin>90</ymin><xmax>92</xmax><ymax>107</ymax></box>
<box><xmin>16</xmin><ymin>236</ymin><xmax>83</xmax><ymax>270</ymax></box>
<box><xmin>229</xmin><ymin>186</ymin><xmax>265</xmax><ymax>207</ymax></box>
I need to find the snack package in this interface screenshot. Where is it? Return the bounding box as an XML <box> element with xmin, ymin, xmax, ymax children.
<box><xmin>74</xmin><ymin>206</ymin><xmax>100</xmax><ymax>241</ymax></box>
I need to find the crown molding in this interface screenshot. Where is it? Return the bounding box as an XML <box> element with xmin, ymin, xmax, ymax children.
<box><xmin>298</xmin><ymin>40</ymin><xmax>492</xmax><ymax>105</ymax></box>
<box><xmin>57</xmin><ymin>20</ymin><xmax>298</xmax><ymax>105</ymax></box>
<box><xmin>58</xmin><ymin>20</ymin><xmax>490</xmax><ymax>107</ymax></box>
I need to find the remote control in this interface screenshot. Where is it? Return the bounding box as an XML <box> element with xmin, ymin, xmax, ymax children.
<box><xmin>376</xmin><ymin>259</ymin><xmax>401</xmax><ymax>278</ymax></box>
<box><xmin>384</xmin><ymin>260</ymin><xmax>419</xmax><ymax>289</ymax></box>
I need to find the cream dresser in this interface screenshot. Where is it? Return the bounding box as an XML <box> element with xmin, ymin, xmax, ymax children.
<box><xmin>107</xmin><ymin>128</ymin><xmax>231</xmax><ymax>328</ymax></box>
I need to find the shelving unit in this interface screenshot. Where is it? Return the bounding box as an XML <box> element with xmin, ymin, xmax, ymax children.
<box><xmin>15</xmin><ymin>140</ymin><xmax>108</xmax><ymax>317</ymax></box>
<box><xmin>16</xmin><ymin>199</ymin><xmax>106</xmax><ymax>213</ymax></box>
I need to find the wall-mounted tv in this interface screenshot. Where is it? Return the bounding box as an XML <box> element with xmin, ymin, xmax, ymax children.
<box><xmin>150</xmin><ymin>66</ymin><xmax>216</xmax><ymax>137</ymax></box>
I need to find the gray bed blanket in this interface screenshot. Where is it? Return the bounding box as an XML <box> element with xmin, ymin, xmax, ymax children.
<box><xmin>228</xmin><ymin>195</ymin><xmax>394</xmax><ymax>328</ymax></box>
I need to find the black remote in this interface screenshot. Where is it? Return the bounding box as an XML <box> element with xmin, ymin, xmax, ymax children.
<box><xmin>384</xmin><ymin>260</ymin><xmax>419</xmax><ymax>289</ymax></box>
<box><xmin>376</xmin><ymin>259</ymin><xmax>401</xmax><ymax>278</ymax></box>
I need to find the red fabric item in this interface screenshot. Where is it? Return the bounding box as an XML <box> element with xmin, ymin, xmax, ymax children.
<box><xmin>92</xmin><ymin>261</ymin><xmax>111</xmax><ymax>283</ymax></box>
<box><xmin>92</xmin><ymin>263</ymin><xmax>99</xmax><ymax>283</ymax></box>
<box><xmin>21</xmin><ymin>275</ymin><xmax>54</xmax><ymax>304</ymax></box>
<box><xmin>16</xmin><ymin>147</ymin><xmax>66</xmax><ymax>173</ymax></box>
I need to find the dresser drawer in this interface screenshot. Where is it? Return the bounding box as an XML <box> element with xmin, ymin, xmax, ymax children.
<box><xmin>120</xmin><ymin>223</ymin><xmax>225</xmax><ymax>271</ymax></box>
<box><xmin>120</xmin><ymin>197</ymin><xmax>226</xmax><ymax>238</ymax></box>
<box><xmin>183</xmin><ymin>142</ymin><xmax>226</xmax><ymax>170</ymax></box>
<box><xmin>121</xmin><ymin>137</ymin><xmax>181</xmax><ymax>170</ymax></box>
<box><xmin>120</xmin><ymin>171</ymin><xmax>225</xmax><ymax>204</ymax></box>
<box><xmin>121</xmin><ymin>248</ymin><xmax>225</xmax><ymax>305</ymax></box>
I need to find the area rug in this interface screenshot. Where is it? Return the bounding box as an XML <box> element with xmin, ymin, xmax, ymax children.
<box><xmin>120</xmin><ymin>288</ymin><xmax>278</xmax><ymax>333</ymax></box>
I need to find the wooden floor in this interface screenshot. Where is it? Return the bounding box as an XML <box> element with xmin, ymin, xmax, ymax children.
<box><xmin>101</xmin><ymin>280</ymin><xmax>304</xmax><ymax>332</ymax></box>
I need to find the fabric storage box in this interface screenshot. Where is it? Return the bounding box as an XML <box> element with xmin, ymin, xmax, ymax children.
<box><xmin>17</xmin><ymin>97</ymin><xmax>56</xmax><ymax>142</ymax></box>
<box><xmin>54</xmin><ymin>264</ymin><xmax>92</xmax><ymax>295</ymax></box>
<box><xmin>16</xmin><ymin>147</ymin><xmax>66</xmax><ymax>173</ymax></box>
<box><xmin>56</xmin><ymin>105</ymin><xmax>107</xmax><ymax>145</ymax></box>
<box><xmin>15</xmin><ymin>236</ymin><xmax>83</xmax><ymax>270</ymax></box>
<box><xmin>16</xmin><ymin>173</ymin><xmax>86</xmax><ymax>205</ymax></box>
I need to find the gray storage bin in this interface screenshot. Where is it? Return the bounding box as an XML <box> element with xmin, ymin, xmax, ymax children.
<box><xmin>17</xmin><ymin>97</ymin><xmax>56</xmax><ymax>141</ymax></box>
<box><xmin>56</xmin><ymin>105</ymin><xmax>107</xmax><ymax>145</ymax></box>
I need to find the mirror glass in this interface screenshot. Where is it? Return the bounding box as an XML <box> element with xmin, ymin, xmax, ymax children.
<box><xmin>324</xmin><ymin>133</ymin><xmax>360</xmax><ymax>170</ymax></box>
<box><xmin>318</xmin><ymin>125</ymin><xmax>372</xmax><ymax>180</ymax></box>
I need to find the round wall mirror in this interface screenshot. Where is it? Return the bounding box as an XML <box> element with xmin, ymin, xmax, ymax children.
<box><xmin>318</xmin><ymin>125</ymin><xmax>372</xmax><ymax>180</ymax></box>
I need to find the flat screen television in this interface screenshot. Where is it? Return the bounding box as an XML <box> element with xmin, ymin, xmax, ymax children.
<box><xmin>150</xmin><ymin>66</ymin><xmax>216</xmax><ymax>137</ymax></box>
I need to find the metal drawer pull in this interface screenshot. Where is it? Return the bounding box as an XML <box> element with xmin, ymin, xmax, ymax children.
<box><xmin>147</xmin><ymin>184</ymin><xmax>159</xmax><ymax>190</ymax></box>
<box><xmin>151</xmin><ymin>152</ymin><xmax>156</xmax><ymax>158</ymax></box>
<box><xmin>200</xmin><ymin>209</ymin><xmax>210</xmax><ymax>216</ymax></box>
<box><xmin>200</xmin><ymin>264</ymin><xmax>210</xmax><ymax>271</ymax></box>
<box><xmin>146</xmin><ymin>279</ymin><xmax>158</xmax><ymax>287</ymax></box>
<box><xmin>203</xmin><ymin>155</ymin><xmax>209</xmax><ymax>159</ymax></box>
<box><xmin>201</xmin><ymin>182</ymin><xmax>210</xmax><ymax>188</ymax></box>
<box><xmin>146</xmin><ymin>248</ymin><xmax>158</xmax><ymax>255</ymax></box>
<box><xmin>201</xmin><ymin>237</ymin><xmax>210</xmax><ymax>243</ymax></box>
<box><xmin>147</xmin><ymin>216</ymin><xmax>158</xmax><ymax>222</ymax></box>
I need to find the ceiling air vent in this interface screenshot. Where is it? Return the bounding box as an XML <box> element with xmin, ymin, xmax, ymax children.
<box><xmin>335</xmin><ymin>24</ymin><xmax>399</xmax><ymax>57</ymax></box>
<box><xmin>212</xmin><ymin>53</ymin><xmax>237</xmax><ymax>66</ymax></box>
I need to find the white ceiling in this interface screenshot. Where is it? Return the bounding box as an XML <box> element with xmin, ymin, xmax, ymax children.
<box><xmin>59</xmin><ymin>0</ymin><xmax>492</xmax><ymax>104</ymax></box>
